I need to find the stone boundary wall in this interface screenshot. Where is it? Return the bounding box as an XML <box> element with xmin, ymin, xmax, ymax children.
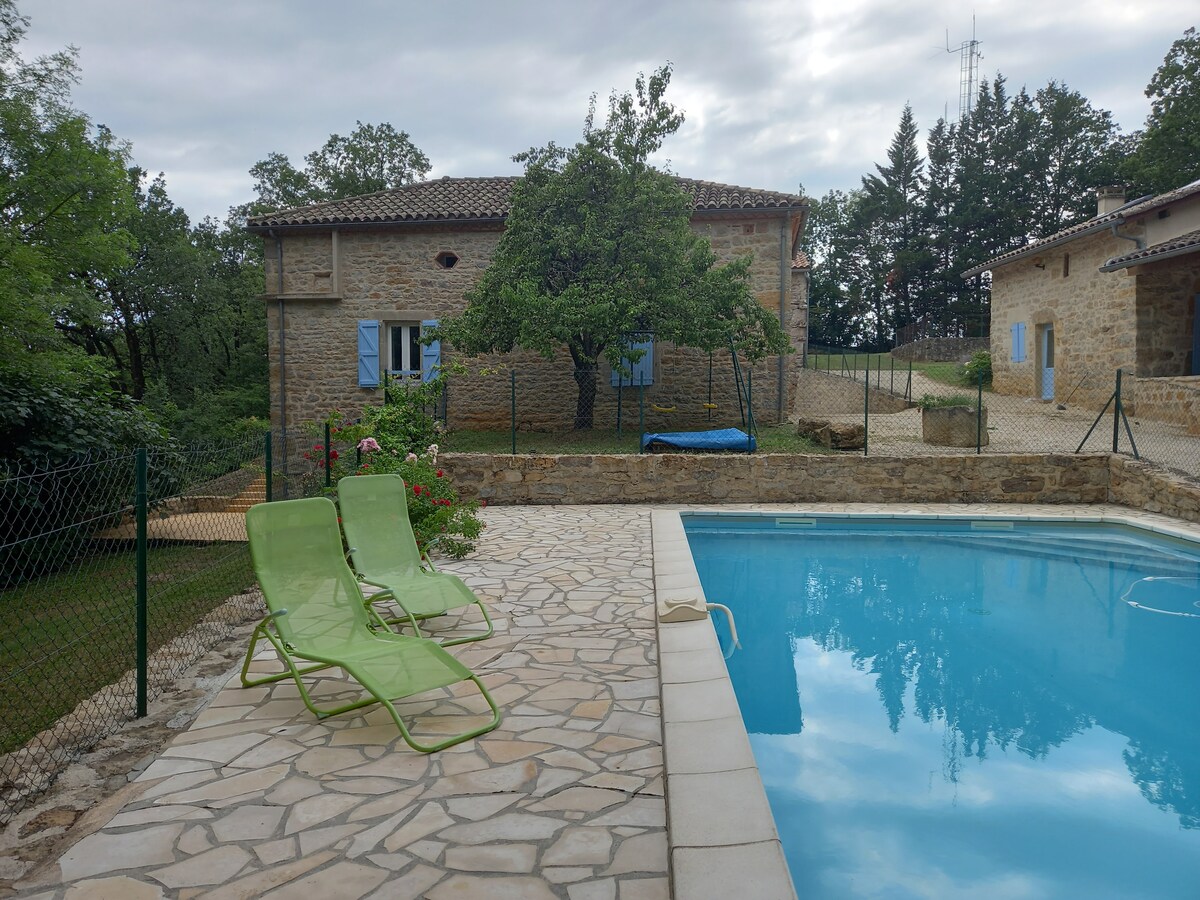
<box><xmin>891</xmin><ymin>337</ymin><xmax>988</xmax><ymax>363</ymax></box>
<box><xmin>442</xmin><ymin>452</ymin><xmax>1111</xmax><ymax>506</ymax></box>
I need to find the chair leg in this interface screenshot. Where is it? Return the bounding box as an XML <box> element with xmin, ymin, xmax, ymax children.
<box><xmin>439</xmin><ymin>600</ymin><xmax>496</xmax><ymax>647</ymax></box>
<box><xmin>379</xmin><ymin>672</ymin><xmax>502</xmax><ymax>752</ymax></box>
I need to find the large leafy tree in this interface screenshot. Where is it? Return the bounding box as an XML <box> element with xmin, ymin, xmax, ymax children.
<box><xmin>437</xmin><ymin>65</ymin><xmax>789</xmax><ymax>429</ymax></box>
<box><xmin>1124</xmin><ymin>27</ymin><xmax>1200</xmax><ymax>196</ymax></box>
<box><xmin>0</xmin><ymin>0</ymin><xmax>169</xmax><ymax>463</ymax></box>
<box><xmin>243</xmin><ymin>121</ymin><xmax>431</xmax><ymax>215</ymax></box>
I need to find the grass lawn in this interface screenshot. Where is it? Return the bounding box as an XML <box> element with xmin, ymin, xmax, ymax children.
<box><xmin>445</xmin><ymin>424</ymin><xmax>826</xmax><ymax>454</ymax></box>
<box><xmin>805</xmin><ymin>352</ymin><xmax>980</xmax><ymax>390</ymax></box>
<box><xmin>0</xmin><ymin>541</ymin><xmax>254</xmax><ymax>754</ymax></box>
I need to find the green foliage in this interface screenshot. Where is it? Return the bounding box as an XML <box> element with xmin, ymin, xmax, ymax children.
<box><xmin>301</xmin><ymin>372</ymin><xmax>483</xmax><ymax>558</ymax></box>
<box><xmin>811</xmin><ymin>68</ymin><xmax>1123</xmax><ymax>349</ymax></box>
<box><xmin>959</xmin><ymin>350</ymin><xmax>993</xmax><ymax>387</ymax></box>
<box><xmin>438</xmin><ymin>65</ymin><xmax>790</xmax><ymax>429</ymax></box>
<box><xmin>1124</xmin><ymin>27</ymin><xmax>1200</xmax><ymax>196</ymax></box>
<box><xmin>354</xmin><ymin>375</ymin><xmax>447</xmax><ymax>456</ymax></box>
<box><xmin>349</xmin><ymin>446</ymin><xmax>483</xmax><ymax>559</ymax></box>
<box><xmin>916</xmin><ymin>393</ymin><xmax>978</xmax><ymax>410</ymax></box>
<box><xmin>241</xmin><ymin>121</ymin><xmax>432</xmax><ymax>215</ymax></box>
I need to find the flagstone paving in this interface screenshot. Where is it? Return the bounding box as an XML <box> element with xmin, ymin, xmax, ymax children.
<box><xmin>15</xmin><ymin>505</ymin><xmax>669</xmax><ymax>900</ymax></box>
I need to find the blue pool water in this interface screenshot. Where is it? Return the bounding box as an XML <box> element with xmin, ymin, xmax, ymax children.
<box><xmin>684</xmin><ymin>515</ymin><xmax>1200</xmax><ymax>900</ymax></box>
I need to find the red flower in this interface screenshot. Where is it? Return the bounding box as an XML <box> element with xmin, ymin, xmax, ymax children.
<box><xmin>436</xmin><ymin>469</ymin><xmax>444</xmax><ymax>478</ymax></box>
<box><xmin>330</xmin><ymin>450</ymin><xmax>339</xmax><ymax>460</ymax></box>
<box><xmin>413</xmin><ymin>484</ymin><xmax>423</xmax><ymax>495</ymax></box>
<box><xmin>360</xmin><ymin>463</ymin><xmax>370</xmax><ymax>470</ymax></box>
<box><xmin>481</xmin><ymin>499</ymin><xmax>488</xmax><ymax>507</ymax></box>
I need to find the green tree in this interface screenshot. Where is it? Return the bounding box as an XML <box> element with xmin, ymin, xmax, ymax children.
<box><xmin>1125</xmin><ymin>27</ymin><xmax>1200</xmax><ymax>196</ymax></box>
<box><xmin>437</xmin><ymin>65</ymin><xmax>789</xmax><ymax>429</ymax></box>
<box><xmin>243</xmin><ymin>121</ymin><xmax>432</xmax><ymax>214</ymax></box>
<box><xmin>859</xmin><ymin>104</ymin><xmax>935</xmax><ymax>339</ymax></box>
<box><xmin>0</xmin><ymin>0</ymin><xmax>168</xmax><ymax>463</ymax></box>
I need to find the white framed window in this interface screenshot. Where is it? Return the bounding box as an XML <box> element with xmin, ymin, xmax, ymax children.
<box><xmin>386</xmin><ymin>322</ymin><xmax>423</xmax><ymax>380</ymax></box>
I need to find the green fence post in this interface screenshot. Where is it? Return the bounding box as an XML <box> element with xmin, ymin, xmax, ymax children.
<box><xmin>907</xmin><ymin>359</ymin><xmax>913</xmax><ymax>402</ymax></box>
<box><xmin>890</xmin><ymin>355</ymin><xmax>895</xmax><ymax>394</ymax></box>
<box><xmin>264</xmin><ymin>431</ymin><xmax>273</xmax><ymax>502</ymax></box>
<box><xmin>1112</xmin><ymin>369</ymin><xmax>1123</xmax><ymax>452</ymax></box>
<box><xmin>863</xmin><ymin>356</ymin><xmax>870</xmax><ymax>457</ymax></box>
<box><xmin>135</xmin><ymin>448</ymin><xmax>148</xmax><ymax>718</ymax></box>
<box><xmin>639</xmin><ymin>373</ymin><xmax>646</xmax><ymax>453</ymax></box>
<box><xmin>324</xmin><ymin>422</ymin><xmax>332</xmax><ymax>488</ymax></box>
<box><xmin>616</xmin><ymin>369</ymin><xmax>623</xmax><ymax>436</ymax></box>
<box><xmin>510</xmin><ymin>370</ymin><xmax>517</xmax><ymax>456</ymax></box>
<box><xmin>747</xmin><ymin>371</ymin><xmax>754</xmax><ymax>452</ymax></box>
<box><xmin>976</xmin><ymin>369</ymin><xmax>984</xmax><ymax>454</ymax></box>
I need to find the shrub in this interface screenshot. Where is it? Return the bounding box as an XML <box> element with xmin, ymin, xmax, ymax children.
<box><xmin>959</xmin><ymin>350</ymin><xmax>993</xmax><ymax>387</ymax></box>
<box><xmin>916</xmin><ymin>393</ymin><xmax>980</xmax><ymax>410</ymax></box>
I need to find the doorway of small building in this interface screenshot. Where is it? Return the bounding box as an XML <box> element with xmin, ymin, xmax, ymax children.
<box><xmin>1038</xmin><ymin>323</ymin><xmax>1055</xmax><ymax>400</ymax></box>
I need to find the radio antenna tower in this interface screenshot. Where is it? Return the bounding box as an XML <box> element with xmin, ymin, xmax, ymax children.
<box><xmin>946</xmin><ymin>18</ymin><xmax>982</xmax><ymax>121</ymax></box>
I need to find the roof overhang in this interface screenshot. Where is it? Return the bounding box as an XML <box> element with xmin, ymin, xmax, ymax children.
<box><xmin>960</xmin><ymin>220</ymin><xmax>1117</xmax><ymax>279</ymax></box>
<box><xmin>1099</xmin><ymin>233</ymin><xmax>1200</xmax><ymax>272</ymax></box>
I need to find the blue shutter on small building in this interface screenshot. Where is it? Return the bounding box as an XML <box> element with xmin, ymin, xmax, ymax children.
<box><xmin>610</xmin><ymin>337</ymin><xmax>654</xmax><ymax>387</ymax></box>
<box><xmin>1011</xmin><ymin>322</ymin><xmax>1026</xmax><ymax>363</ymax></box>
<box><xmin>420</xmin><ymin>320</ymin><xmax>441</xmax><ymax>383</ymax></box>
<box><xmin>358</xmin><ymin>320</ymin><xmax>380</xmax><ymax>387</ymax></box>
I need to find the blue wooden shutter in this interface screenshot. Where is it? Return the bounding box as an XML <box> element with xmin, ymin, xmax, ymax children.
<box><xmin>610</xmin><ymin>337</ymin><xmax>654</xmax><ymax>387</ymax></box>
<box><xmin>1011</xmin><ymin>322</ymin><xmax>1026</xmax><ymax>363</ymax></box>
<box><xmin>420</xmin><ymin>319</ymin><xmax>440</xmax><ymax>383</ymax></box>
<box><xmin>357</xmin><ymin>320</ymin><xmax>380</xmax><ymax>387</ymax></box>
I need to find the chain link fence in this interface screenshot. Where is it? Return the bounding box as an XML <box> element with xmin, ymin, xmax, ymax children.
<box><xmin>799</xmin><ymin>345</ymin><xmax>1200</xmax><ymax>481</ymax></box>
<box><xmin>438</xmin><ymin>352</ymin><xmax>773</xmax><ymax>454</ymax></box>
<box><xmin>0</xmin><ymin>434</ymin><xmax>267</xmax><ymax>823</ymax></box>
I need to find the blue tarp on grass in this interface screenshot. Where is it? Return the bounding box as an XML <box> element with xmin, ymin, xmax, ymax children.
<box><xmin>640</xmin><ymin>428</ymin><xmax>756</xmax><ymax>452</ymax></box>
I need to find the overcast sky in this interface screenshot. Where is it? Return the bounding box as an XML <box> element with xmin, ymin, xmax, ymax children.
<box><xmin>20</xmin><ymin>1</ymin><xmax>1194</xmax><ymax>225</ymax></box>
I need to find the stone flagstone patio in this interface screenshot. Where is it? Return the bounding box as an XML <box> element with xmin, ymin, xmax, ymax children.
<box><xmin>14</xmin><ymin>505</ymin><xmax>669</xmax><ymax>900</ymax></box>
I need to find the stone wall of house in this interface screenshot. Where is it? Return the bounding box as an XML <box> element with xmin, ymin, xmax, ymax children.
<box><xmin>1132</xmin><ymin>256</ymin><xmax>1200</xmax><ymax>378</ymax></box>
<box><xmin>439</xmin><ymin>451</ymin><xmax>1111</xmax><ymax>505</ymax></box>
<box><xmin>990</xmin><ymin>228</ymin><xmax>1142</xmax><ymax>411</ymax></box>
<box><xmin>1123</xmin><ymin>375</ymin><xmax>1200</xmax><ymax>433</ymax></box>
<box><xmin>265</xmin><ymin>214</ymin><xmax>806</xmax><ymax>434</ymax></box>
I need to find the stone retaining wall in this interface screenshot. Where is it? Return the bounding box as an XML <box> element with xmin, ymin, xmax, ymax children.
<box><xmin>1108</xmin><ymin>456</ymin><xmax>1200</xmax><ymax>522</ymax></box>
<box><xmin>442</xmin><ymin>452</ymin><xmax>1111</xmax><ymax>506</ymax></box>
<box><xmin>891</xmin><ymin>337</ymin><xmax>988</xmax><ymax>362</ymax></box>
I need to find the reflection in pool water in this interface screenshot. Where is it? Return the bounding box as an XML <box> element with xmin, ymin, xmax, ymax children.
<box><xmin>686</xmin><ymin>517</ymin><xmax>1200</xmax><ymax>900</ymax></box>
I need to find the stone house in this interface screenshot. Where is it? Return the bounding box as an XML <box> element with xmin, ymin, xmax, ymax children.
<box><xmin>963</xmin><ymin>181</ymin><xmax>1200</xmax><ymax>427</ymax></box>
<box><xmin>246</xmin><ymin>176</ymin><xmax>809</xmax><ymax>440</ymax></box>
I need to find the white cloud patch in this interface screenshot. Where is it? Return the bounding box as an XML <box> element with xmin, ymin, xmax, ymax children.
<box><xmin>18</xmin><ymin>0</ymin><xmax>1193</xmax><ymax>220</ymax></box>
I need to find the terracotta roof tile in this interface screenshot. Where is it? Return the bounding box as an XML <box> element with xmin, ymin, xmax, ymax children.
<box><xmin>1100</xmin><ymin>227</ymin><xmax>1200</xmax><ymax>272</ymax></box>
<box><xmin>961</xmin><ymin>178</ymin><xmax>1200</xmax><ymax>278</ymax></box>
<box><xmin>791</xmin><ymin>250</ymin><xmax>811</xmax><ymax>269</ymax></box>
<box><xmin>246</xmin><ymin>175</ymin><xmax>806</xmax><ymax>229</ymax></box>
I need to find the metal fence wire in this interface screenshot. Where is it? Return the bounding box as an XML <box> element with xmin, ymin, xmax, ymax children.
<box><xmin>799</xmin><ymin>346</ymin><xmax>1200</xmax><ymax>481</ymax></box>
<box><xmin>0</xmin><ymin>434</ymin><xmax>267</xmax><ymax>824</ymax></box>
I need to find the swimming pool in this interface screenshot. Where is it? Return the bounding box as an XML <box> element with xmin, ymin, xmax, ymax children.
<box><xmin>684</xmin><ymin>514</ymin><xmax>1200</xmax><ymax>899</ymax></box>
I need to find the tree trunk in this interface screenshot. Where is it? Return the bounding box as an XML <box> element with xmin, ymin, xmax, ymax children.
<box><xmin>573</xmin><ymin>365</ymin><xmax>598</xmax><ymax>430</ymax></box>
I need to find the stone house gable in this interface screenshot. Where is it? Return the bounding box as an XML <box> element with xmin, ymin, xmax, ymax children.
<box><xmin>247</xmin><ymin>175</ymin><xmax>810</xmax><ymax>440</ymax></box>
<box><xmin>963</xmin><ymin>182</ymin><xmax>1200</xmax><ymax>427</ymax></box>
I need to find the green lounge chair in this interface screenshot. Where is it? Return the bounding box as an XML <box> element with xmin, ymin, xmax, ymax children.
<box><xmin>240</xmin><ymin>496</ymin><xmax>500</xmax><ymax>752</ymax></box>
<box><xmin>337</xmin><ymin>474</ymin><xmax>494</xmax><ymax>646</ymax></box>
